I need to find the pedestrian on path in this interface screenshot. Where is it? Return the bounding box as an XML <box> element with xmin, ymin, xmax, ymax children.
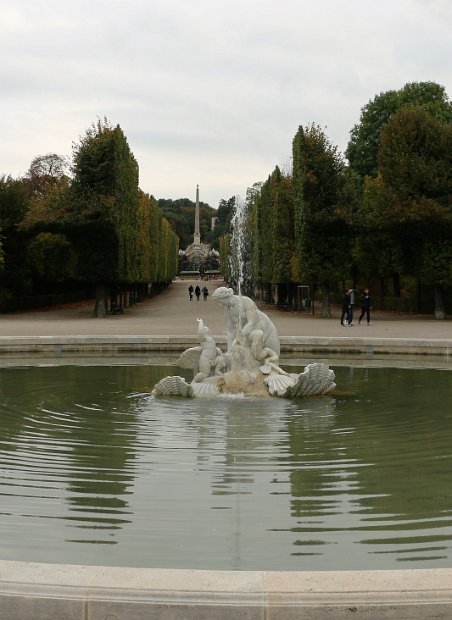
<box><xmin>348</xmin><ymin>287</ymin><xmax>356</xmax><ymax>326</ymax></box>
<box><xmin>340</xmin><ymin>290</ymin><xmax>350</xmax><ymax>326</ymax></box>
<box><xmin>202</xmin><ymin>286</ymin><xmax>209</xmax><ymax>301</ymax></box>
<box><xmin>188</xmin><ymin>285</ymin><xmax>194</xmax><ymax>301</ymax></box>
<box><xmin>195</xmin><ymin>285</ymin><xmax>201</xmax><ymax>301</ymax></box>
<box><xmin>358</xmin><ymin>288</ymin><xmax>371</xmax><ymax>325</ymax></box>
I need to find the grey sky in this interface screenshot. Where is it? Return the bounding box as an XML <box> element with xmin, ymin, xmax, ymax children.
<box><xmin>1</xmin><ymin>0</ymin><xmax>451</xmax><ymax>208</ymax></box>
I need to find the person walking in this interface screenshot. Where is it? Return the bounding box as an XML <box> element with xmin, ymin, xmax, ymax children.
<box><xmin>202</xmin><ymin>286</ymin><xmax>209</xmax><ymax>301</ymax></box>
<box><xmin>194</xmin><ymin>285</ymin><xmax>201</xmax><ymax>301</ymax></box>
<box><xmin>358</xmin><ymin>288</ymin><xmax>371</xmax><ymax>325</ymax></box>
<box><xmin>340</xmin><ymin>289</ymin><xmax>350</xmax><ymax>326</ymax></box>
<box><xmin>348</xmin><ymin>287</ymin><xmax>356</xmax><ymax>326</ymax></box>
<box><xmin>188</xmin><ymin>285</ymin><xmax>194</xmax><ymax>301</ymax></box>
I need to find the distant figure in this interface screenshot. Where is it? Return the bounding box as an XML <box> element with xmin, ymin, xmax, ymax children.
<box><xmin>358</xmin><ymin>288</ymin><xmax>371</xmax><ymax>325</ymax></box>
<box><xmin>340</xmin><ymin>290</ymin><xmax>350</xmax><ymax>326</ymax></box>
<box><xmin>202</xmin><ymin>286</ymin><xmax>209</xmax><ymax>301</ymax></box>
<box><xmin>195</xmin><ymin>285</ymin><xmax>201</xmax><ymax>301</ymax></box>
<box><xmin>348</xmin><ymin>287</ymin><xmax>356</xmax><ymax>326</ymax></box>
<box><xmin>188</xmin><ymin>285</ymin><xmax>194</xmax><ymax>301</ymax></box>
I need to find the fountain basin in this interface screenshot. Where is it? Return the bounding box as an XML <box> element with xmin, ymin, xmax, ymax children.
<box><xmin>1</xmin><ymin>341</ymin><xmax>452</xmax><ymax>619</ymax></box>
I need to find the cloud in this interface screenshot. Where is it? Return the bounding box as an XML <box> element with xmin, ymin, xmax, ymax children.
<box><xmin>1</xmin><ymin>0</ymin><xmax>451</xmax><ymax>206</ymax></box>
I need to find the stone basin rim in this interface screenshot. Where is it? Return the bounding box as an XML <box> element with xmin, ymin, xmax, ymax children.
<box><xmin>0</xmin><ymin>334</ymin><xmax>451</xmax><ymax>357</ymax></box>
<box><xmin>1</xmin><ymin>560</ymin><xmax>452</xmax><ymax>619</ymax></box>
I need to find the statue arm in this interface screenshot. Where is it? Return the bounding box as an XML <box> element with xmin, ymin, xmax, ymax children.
<box><xmin>241</xmin><ymin>297</ymin><xmax>260</xmax><ymax>336</ymax></box>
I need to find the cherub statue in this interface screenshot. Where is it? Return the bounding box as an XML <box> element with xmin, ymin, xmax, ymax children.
<box><xmin>177</xmin><ymin>319</ymin><xmax>226</xmax><ymax>383</ymax></box>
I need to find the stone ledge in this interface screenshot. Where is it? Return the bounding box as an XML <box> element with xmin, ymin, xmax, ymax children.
<box><xmin>0</xmin><ymin>335</ymin><xmax>450</xmax><ymax>359</ymax></box>
<box><xmin>0</xmin><ymin>562</ymin><xmax>452</xmax><ymax>619</ymax></box>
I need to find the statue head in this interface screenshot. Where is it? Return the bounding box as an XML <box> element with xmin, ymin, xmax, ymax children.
<box><xmin>212</xmin><ymin>287</ymin><xmax>234</xmax><ymax>304</ymax></box>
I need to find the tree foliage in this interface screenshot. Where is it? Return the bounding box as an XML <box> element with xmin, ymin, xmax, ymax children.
<box><xmin>346</xmin><ymin>81</ymin><xmax>452</xmax><ymax>179</ymax></box>
<box><xmin>251</xmin><ymin>169</ymin><xmax>294</xmax><ymax>287</ymax></box>
<box><xmin>158</xmin><ymin>197</ymin><xmax>215</xmax><ymax>249</ymax></box>
<box><xmin>292</xmin><ymin>124</ymin><xmax>351</xmax><ymax>312</ymax></box>
<box><xmin>378</xmin><ymin>105</ymin><xmax>451</xmax><ymax>213</ymax></box>
<box><xmin>27</xmin><ymin>232</ymin><xmax>76</xmax><ymax>283</ymax></box>
<box><xmin>0</xmin><ymin>121</ymin><xmax>178</xmax><ymax>312</ymax></box>
<box><xmin>214</xmin><ymin>196</ymin><xmax>235</xmax><ymax>238</ymax></box>
<box><xmin>71</xmin><ymin>119</ymin><xmax>140</xmax><ymax>284</ymax></box>
<box><xmin>26</xmin><ymin>153</ymin><xmax>70</xmax><ymax>197</ymax></box>
<box><xmin>0</xmin><ymin>175</ymin><xmax>30</xmax><ymax>291</ymax></box>
<box><xmin>375</xmin><ymin>105</ymin><xmax>452</xmax><ymax>312</ymax></box>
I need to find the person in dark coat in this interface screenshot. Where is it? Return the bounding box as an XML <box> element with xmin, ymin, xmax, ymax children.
<box><xmin>348</xmin><ymin>287</ymin><xmax>356</xmax><ymax>325</ymax></box>
<box><xmin>358</xmin><ymin>288</ymin><xmax>371</xmax><ymax>325</ymax></box>
<box><xmin>188</xmin><ymin>285</ymin><xmax>194</xmax><ymax>301</ymax></box>
<box><xmin>195</xmin><ymin>285</ymin><xmax>201</xmax><ymax>301</ymax></box>
<box><xmin>202</xmin><ymin>286</ymin><xmax>209</xmax><ymax>300</ymax></box>
<box><xmin>340</xmin><ymin>289</ymin><xmax>350</xmax><ymax>326</ymax></box>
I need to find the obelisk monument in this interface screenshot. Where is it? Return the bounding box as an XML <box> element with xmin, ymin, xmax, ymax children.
<box><xmin>193</xmin><ymin>184</ymin><xmax>201</xmax><ymax>246</ymax></box>
<box><xmin>182</xmin><ymin>185</ymin><xmax>210</xmax><ymax>265</ymax></box>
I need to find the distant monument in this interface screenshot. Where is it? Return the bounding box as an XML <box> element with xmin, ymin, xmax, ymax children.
<box><xmin>182</xmin><ymin>185</ymin><xmax>212</xmax><ymax>266</ymax></box>
<box><xmin>193</xmin><ymin>183</ymin><xmax>201</xmax><ymax>247</ymax></box>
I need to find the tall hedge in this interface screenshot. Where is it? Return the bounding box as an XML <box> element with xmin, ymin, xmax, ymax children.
<box><xmin>292</xmin><ymin>124</ymin><xmax>351</xmax><ymax>315</ymax></box>
<box><xmin>71</xmin><ymin>119</ymin><xmax>139</xmax><ymax>285</ymax></box>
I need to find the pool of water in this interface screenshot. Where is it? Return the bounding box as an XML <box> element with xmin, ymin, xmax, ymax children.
<box><xmin>0</xmin><ymin>363</ymin><xmax>451</xmax><ymax>571</ymax></box>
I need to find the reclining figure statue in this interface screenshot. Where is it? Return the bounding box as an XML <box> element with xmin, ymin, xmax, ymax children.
<box><xmin>153</xmin><ymin>287</ymin><xmax>336</xmax><ymax>399</ymax></box>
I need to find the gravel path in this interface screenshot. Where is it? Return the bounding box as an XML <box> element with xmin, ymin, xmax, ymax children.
<box><xmin>0</xmin><ymin>279</ymin><xmax>450</xmax><ymax>340</ymax></box>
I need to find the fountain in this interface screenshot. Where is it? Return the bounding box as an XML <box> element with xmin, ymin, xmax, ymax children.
<box><xmin>153</xmin><ymin>288</ymin><xmax>336</xmax><ymax>398</ymax></box>
<box><xmin>153</xmin><ymin>193</ymin><xmax>335</xmax><ymax>400</ymax></box>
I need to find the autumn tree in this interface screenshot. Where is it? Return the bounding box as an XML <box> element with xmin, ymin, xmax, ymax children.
<box><xmin>26</xmin><ymin>153</ymin><xmax>70</xmax><ymax>197</ymax></box>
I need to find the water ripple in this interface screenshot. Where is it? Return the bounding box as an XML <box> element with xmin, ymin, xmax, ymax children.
<box><xmin>0</xmin><ymin>364</ymin><xmax>451</xmax><ymax>569</ymax></box>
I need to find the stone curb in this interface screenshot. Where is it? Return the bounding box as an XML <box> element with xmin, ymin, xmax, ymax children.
<box><xmin>0</xmin><ymin>335</ymin><xmax>451</xmax><ymax>358</ymax></box>
<box><xmin>1</xmin><ymin>561</ymin><xmax>452</xmax><ymax>619</ymax></box>
<box><xmin>1</xmin><ymin>337</ymin><xmax>451</xmax><ymax>618</ymax></box>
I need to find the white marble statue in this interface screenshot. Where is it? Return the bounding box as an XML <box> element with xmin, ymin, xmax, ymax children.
<box><xmin>212</xmin><ymin>287</ymin><xmax>280</xmax><ymax>358</ymax></box>
<box><xmin>152</xmin><ymin>289</ymin><xmax>336</xmax><ymax>399</ymax></box>
<box><xmin>178</xmin><ymin>318</ymin><xmax>227</xmax><ymax>382</ymax></box>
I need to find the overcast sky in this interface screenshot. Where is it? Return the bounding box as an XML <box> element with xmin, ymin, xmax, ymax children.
<box><xmin>1</xmin><ymin>0</ymin><xmax>451</xmax><ymax>208</ymax></box>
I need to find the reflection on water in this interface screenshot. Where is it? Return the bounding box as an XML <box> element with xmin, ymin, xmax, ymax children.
<box><xmin>0</xmin><ymin>364</ymin><xmax>451</xmax><ymax>570</ymax></box>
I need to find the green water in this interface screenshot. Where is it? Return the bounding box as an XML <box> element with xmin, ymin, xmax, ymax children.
<box><xmin>0</xmin><ymin>363</ymin><xmax>451</xmax><ymax>570</ymax></box>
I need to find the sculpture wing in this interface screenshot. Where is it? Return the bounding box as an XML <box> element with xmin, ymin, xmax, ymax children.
<box><xmin>177</xmin><ymin>346</ymin><xmax>202</xmax><ymax>370</ymax></box>
<box><xmin>265</xmin><ymin>362</ymin><xmax>336</xmax><ymax>398</ymax></box>
<box><xmin>153</xmin><ymin>375</ymin><xmax>194</xmax><ymax>397</ymax></box>
<box><xmin>264</xmin><ymin>374</ymin><xmax>296</xmax><ymax>396</ymax></box>
<box><xmin>288</xmin><ymin>363</ymin><xmax>336</xmax><ymax>397</ymax></box>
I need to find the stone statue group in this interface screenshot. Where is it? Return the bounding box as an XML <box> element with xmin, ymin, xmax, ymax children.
<box><xmin>153</xmin><ymin>287</ymin><xmax>336</xmax><ymax>399</ymax></box>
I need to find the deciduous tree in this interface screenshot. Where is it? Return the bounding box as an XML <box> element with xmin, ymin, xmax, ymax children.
<box><xmin>376</xmin><ymin>106</ymin><xmax>452</xmax><ymax>317</ymax></box>
<box><xmin>346</xmin><ymin>81</ymin><xmax>452</xmax><ymax>180</ymax></box>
